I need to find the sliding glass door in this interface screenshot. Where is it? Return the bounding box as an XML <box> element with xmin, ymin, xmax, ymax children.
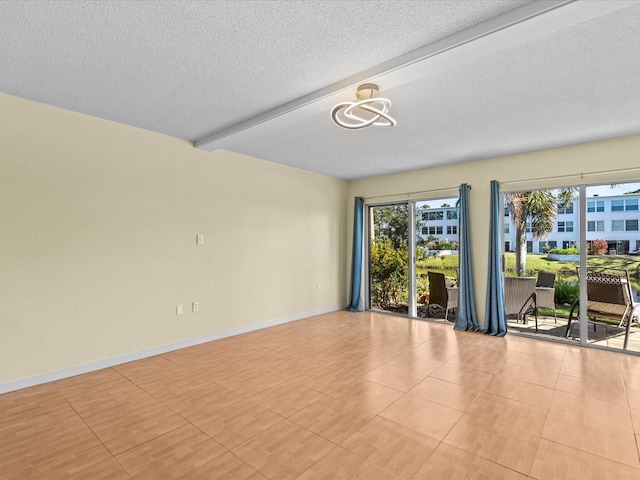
<box><xmin>367</xmin><ymin>196</ymin><xmax>460</xmax><ymax>320</ymax></box>
<box><xmin>502</xmin><ymin>180</ymin><xmax>640</xmax><ymax>352</ymax></box>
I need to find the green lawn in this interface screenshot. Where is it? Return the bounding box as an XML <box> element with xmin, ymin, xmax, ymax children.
<box><xmin>417</xmin><ymin>252</ymin><xmax>640</xmax><ymax>319</ymax></box>
<box><xmin>418</xmin><ymin>252</ymin><xmax>640</xmax><ymax>280</ymax></box>
<box><xmin>503</xmin><ymin>252</ymin><xmax>640</xmax><ymax>282</ymax></box>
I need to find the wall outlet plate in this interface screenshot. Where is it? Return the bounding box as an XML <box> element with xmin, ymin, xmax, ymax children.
<box><xmin>192</xmin><ymin>301</ymin><xmax>200</xmax><ymax>312</ymax></box>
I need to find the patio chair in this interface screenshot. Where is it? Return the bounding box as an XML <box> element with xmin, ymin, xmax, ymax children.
<box><xmin>536</xmin><ymin>272</ymin><xmax>557</xmax><ymax>322</ymax></box>
<box><xmin>427</xmin><ymin>271</ymin><xmax>458</xmax><ymax>321</ymax></box>
<box><xmin>564</xmin><ymin>268</ymin><xmax>640</xmax><ymax>350</ymax></box>
<box><xmin>504</xmin><ymin>276</ymin><xmax>538</xmax><ymax>331</ymax></box>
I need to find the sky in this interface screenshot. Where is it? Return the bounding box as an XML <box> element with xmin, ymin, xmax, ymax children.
<box><xmin>413</xmin><ymin>182</ymin><xmax>640</xmax><ymax>209</ymax></box>
<box><xmin>586</xmin><ymin>181</ymin><xmax>640</xmax><ymax>197</ymax></box>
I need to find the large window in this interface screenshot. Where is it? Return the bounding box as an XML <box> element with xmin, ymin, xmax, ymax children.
<box><xmin>587</xmin><ymin>220</ymin><xmax>605</xmax><ymax>232</ymax></box>
<box><xmin>558</xmin><ymin>221</ymin><xmax>574</xmax><ymax>232</ymax></box>
<box><xmin>627</xmin><ymin>219</ymin><xmax>639</xmax><ymax>231</ymax></box>
<box><xmin>423</xmin><ymin>226</ymin><xmax>443</xmax><ymax>235</ymax></box>
<box><xmin>588</xmin><ymin>200</ymin><xmax>605</xmax><ymax>212</ymax></box>
<box><xmin>446</xmin><ymin>210</ymin><xmax>458</xmax><ymax>220</ymax></box>
<box><xmin>611</xmin><ymin>199</ymin><xmax>624</xmax><ymax>211</ymax></box>
<box><xmin>612</xmin><ymin>220</ymin><xmax>625</xmax><ymax>231</ymax></box>
<box><xmin>558</xmin><ymin>202</ymin><xmax>574</xmax><ymax>214</ymax></box>
<box><xmin>422</xmin><ymin>211</ymin><xmax>444</xmax><ymax>221</ymax></box>
<box><xmin>447</xmin><ymin>225</ymin><xmax>457</xmax><ymax>235</ymax></box>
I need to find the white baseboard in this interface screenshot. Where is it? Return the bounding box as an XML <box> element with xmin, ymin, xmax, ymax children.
<box><xmin>0</xmin><ymin>304</ymin><xmax>346</xmax><ymax>395</ymax></box>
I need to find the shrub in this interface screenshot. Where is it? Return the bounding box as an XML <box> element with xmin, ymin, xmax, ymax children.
<box><xmin>554</xmin><ymin>279</ymin><xmax>579</xmax><ymax>305</ymax></box>
<box><xmin>370</xmin><ymin>238</ymin><xmax>408</xmax><ymax>308</ymax></box>
<box><xmin>549</xmin><ymin>248</ymin><xmax>580</xmax><ymax>255</ymax></box>
<box><xmin>436</xmin><ymin>241</ymin><xmax>453</xmax><ymax>250</ymax></box>
<box><xmin>588</xmin><ymin>239</ymin><xmax>608</xmax><ymax>255</ymax></box>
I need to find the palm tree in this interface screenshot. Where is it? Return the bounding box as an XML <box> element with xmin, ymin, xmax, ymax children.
<box><xmin>505</xmin><ymin>188</ymin><xmax>575</xmax><ymax>275</ymax></box>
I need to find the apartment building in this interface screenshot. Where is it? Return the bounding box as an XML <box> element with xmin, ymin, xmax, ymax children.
<box><xmin>417</xmin><ymin>205</ymin><xmax>460</xmax><ymax>246</ymax></box>
<box><xmin>418</xmin><ymin>193</ymin><xmax>640</xmax><ymax>255</ymax></box>
<box><xmin>504</xmin><ymin>194</ymin><xmax>640</xmax><ymax>254</ymax></box>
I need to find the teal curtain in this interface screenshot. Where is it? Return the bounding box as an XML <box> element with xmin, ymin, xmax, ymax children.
<box><xmin>454</xmin><ymin>184</ymin><xmax>479</xmax><ymax>331</ymax></box>
<box><xmin>347</xmin><ymin>197</ymin><xmax>364</xmax><ymax>312</ymax></box>
<box><xmin>483</xmin><ymin>180</ymin><xmax>507</xmax><ymax>336</ymax></box>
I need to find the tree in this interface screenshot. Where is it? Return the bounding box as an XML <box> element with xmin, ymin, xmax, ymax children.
<box><xmin>372</xmin><ymin>204</ymin><xmax>425</xmax><ymax>248</ymax></box>
<box><xmin>505</xmin><ymin>188</ymin><xmax>575</xmax><ymax>275</ymax></box>
<box><xmin>371</xmin><ymin>205</ymin><xmax>408</xmax><ymax>249</ymax></box>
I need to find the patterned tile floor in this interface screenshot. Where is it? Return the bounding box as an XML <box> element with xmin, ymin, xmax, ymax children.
<box><xmin>2</xmin><ymin>310</ymin><xmax>640</xmax><ymax>479</ymax></box>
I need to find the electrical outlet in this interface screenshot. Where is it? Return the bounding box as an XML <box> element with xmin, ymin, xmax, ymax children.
<box><xmin>315</xmin><ymin>283</ymin><xmax>320</xmax><ymax>291</ymax></box>
<box><xmin>192</xmin><ymin>301</ymin><xmax>200</xmax><ymax>312</ymax></box>
<box><xmin>196</xmin><ymin>235</ymin><xmax>205</xmax><ymax>245</ymax></box>
<box><xmin>176</xmin><ymin>304</ymin><xmax>183</xmax><ymax>315</ymax></box>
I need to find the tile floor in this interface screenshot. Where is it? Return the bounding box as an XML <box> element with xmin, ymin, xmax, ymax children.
<box><xmin>2</xmin><ymin>310</ymin><xmax>640</xmax><ymax>479</ymax></box>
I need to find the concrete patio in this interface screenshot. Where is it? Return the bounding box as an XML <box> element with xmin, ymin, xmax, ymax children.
<box><xmin>508</xmin><ymin>315</ymin><xmax>640</xmax><ymax>353</ymax></box>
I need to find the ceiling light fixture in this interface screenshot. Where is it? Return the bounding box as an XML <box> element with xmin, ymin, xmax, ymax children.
<box><xmin>330</xmin><ymin>83</ymin><xmax>396</xmax><ymax>130</ymax></box>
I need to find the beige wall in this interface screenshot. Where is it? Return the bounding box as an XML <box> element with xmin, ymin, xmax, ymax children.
<box><xmin>0</xmin><ymin>93</ymin><xmax>348</xmax><ymax>386</ymax></box>
<box><xmin>348</xmin><ymin>135</ymin><xmax>640</xmax><ymax>324</ymax></box>
<box><xmin>4</xmin><ymin>89</ymin><xmax>640</xmax><ymax>388</ymax></box>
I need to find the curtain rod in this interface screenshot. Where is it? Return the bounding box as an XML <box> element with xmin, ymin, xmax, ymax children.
<box><xmin>364</xmin><ymin>184</ymin><xmax>469</xmax><ymax>201</ymax></box>
<box><xmin>499</xmin><ymin>166</ymin><xmax>640</xmax><ymax>188</ymax></box>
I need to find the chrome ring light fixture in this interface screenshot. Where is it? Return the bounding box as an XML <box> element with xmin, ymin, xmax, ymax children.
<box><xmin>331</xmin><ymin>83</ymin><xmax>396</xmax><ymax>129</ymax></box>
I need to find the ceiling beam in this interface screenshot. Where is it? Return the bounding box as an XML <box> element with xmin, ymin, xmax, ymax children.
<box><xmin>195</xmin><ymin>0</ymin><xmax>635</xmax><ymax>152</ymax></box>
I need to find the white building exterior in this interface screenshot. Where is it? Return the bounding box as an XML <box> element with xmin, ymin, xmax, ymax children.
<box><xmin>417</xmin><ymin>205</ymin><xmax>459</xmax><ymax>245</ymax></box>
<box><xmin>418</xmin><ymin>194</ymin><xmax>640</xmax><ymax>254</ymax></box>
<box><xmin>504</xmin><ymin>194</ymin><xmax>640</xmax><ymax>254</ymax></box>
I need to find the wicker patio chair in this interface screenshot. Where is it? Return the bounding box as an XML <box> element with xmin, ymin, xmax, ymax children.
<box><xmin>536</xmin><ymin>272</ymin><xmax>557</xmax><ymax>322</ymax></box>
<box><xmin>504</xmin><ymin>276</ymin><xmax>538</xmax><ymax>330</ymax></box>
<box><xmin>564</xmin><ymin>268</ymin><xmax>640</xmax><ymax>350</ymax></box>
<box><xmin>427</xmin><ymin>271</ymin><xmax>458</xmax><ymax>321</ymax></box>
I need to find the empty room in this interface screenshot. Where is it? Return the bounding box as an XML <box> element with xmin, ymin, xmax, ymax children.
<box><xmin>2</xmin><ymin>1</ymin><xmax>640</xmax><ymax>479</ymax></box>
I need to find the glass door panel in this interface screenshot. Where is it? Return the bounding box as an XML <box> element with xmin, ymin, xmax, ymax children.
<box><xmin>369</xmin><ymin>204</ymin><xmax>409</xmax><ymax>314</ymax></box>
<box><xmin>503</xmin><ymin>187</ymin><xmax>579</xmax><ymax>339</ymax></box>
<box><xmin>415</xmin><ymin>198</ymin><xmax>459</xmax><ymax>320</ymax></box>
<box><xmin>584</xmin><ymin>182</ymin><xmax>640</xmax><ymax>352</ymax></box>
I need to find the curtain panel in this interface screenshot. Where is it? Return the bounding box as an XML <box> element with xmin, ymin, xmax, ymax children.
<box><xmin>483</xmin><ymin>180</ymin><xmax>507</xmax><ymax>336</ymax></box>
<box><xmin>454</xmin><ymin>184</ymin><xmax>479</xmax><ymax>331</ymax></box>
<box><xmin>347</xmin><ymin>197</ymin><xmax>364</xmax><ymax>312</ymax></box>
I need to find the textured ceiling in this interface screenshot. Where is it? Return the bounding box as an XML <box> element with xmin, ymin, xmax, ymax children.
<box><xmin>2</xmin><ymin>1</ymin><xmax>640</xmax><ymax>180</ymax></box>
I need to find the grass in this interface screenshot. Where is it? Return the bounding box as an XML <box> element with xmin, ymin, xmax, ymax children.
<box><xmin>504</xmin><ymin>252</ymin><xmax>640</xmax><ymax>283</ymax></box>
<box><xmin>416</xmin><ymin>254</ymin><xmax>459</xmax><ymax>272</ymax></box>
<box><xmin>418</xmin><ymin>252</ymin><xmax>640</xmax><ymax>280</ymax></box>
<box><xmin>416</xmin><ymin>252</ymin><xmax>640</xmax><ymax>319</ymax></box>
